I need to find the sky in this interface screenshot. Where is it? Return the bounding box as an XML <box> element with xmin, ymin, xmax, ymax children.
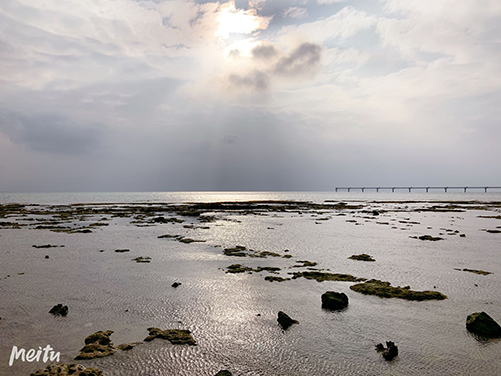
<box><xmin>0</xmin><ymin>0</ymin><xmax>500</xmax><ymax>192</ymax></box>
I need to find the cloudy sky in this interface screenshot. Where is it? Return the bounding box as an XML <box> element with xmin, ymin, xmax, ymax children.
<box><xmin>0</xmin><ymin>0</ymin><xmax>500</xmax><ymax>192</ymax></box>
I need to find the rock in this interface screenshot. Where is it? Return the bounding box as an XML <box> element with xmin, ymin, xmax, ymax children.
<box><xmin>372</xmin><ymin>210</ymin><xmax>380</xmax><ymax>216</ymax></box>
<box><xmin>144</xmin><ymin>327</ymin><xmax>196</xmax><ymax>345</ymax></box>
<box><xmin>117</xmin><ymin>342</ymin><xmax>141</xmax><ymax>351</ymax></box>
<box><xmin>45</xmin><ymin>255</ymin><xmax>49</xmax><ymax>259</ymax></box>
<box><xmin>132</xmin><ymin>256</ymin><xmax>151</xmax><ymax>263</ymax></box>
<box><xmin>75</xmin><ymin>330</ymin><xmax>116</xmax><ymax>360</ymax></box>
<box><xmin>350</xmin><ymin>279</ymin><xmax>447</xmax><ymax>301</ymax></box>
<box><xmin>375</xmin><ymin>341</ymin><xmax>398</xmax><ymax>361</ymax></box>
<box><xmin>321</xmin><ymin>291</ymin><xmax>349</xmax><ymax>310</ymax></box>
<box><xmin>277</xmin><ymin>311</ymin><xmax>299</xmax><ymax>330</ymax></box>
<box><xmin>215</xmin><ymin>371</ymin><xmax>232</xmax><ymax>376</ymax></box>
<box><xmin>348</xmin><ymin>254</ymin><xmax>375</xmax><ymax>262</ymax></box>
<box><xmin>418</xmin><ymin>235</ymin><xmax>443</xmax><ymax>241</ymax></box>
<box><xmin>466</xmin><ymin>312</ymin><xmax>501</xmax><ymax>338</ymax></box>
<box><xmin>49</xmin><ymin>304</ymin><xmax>68</xmax><ymax>317</ymax></box>
<box><xmin>291</xmin><ymin>271</ymin><xmax>364</xmax><ymax>282</ymax></box>
<box><xmin>172</xmin><ymin>282</ymin><xmax>182</xmax><ymax>288</ymax></box>
<box><xmin>115</xmin><ymin>249</ymin><xmax>130</xmax><ymax>253</ymax></box>
<box><xmin>30</xmin><ymin>363</ymin><xmax>102</xmax><ymax>376</ymax></box>
<box><xmin>264</xmin><ymin>276</ymin><xmax>290</xmax><ymax>282</ymax></box>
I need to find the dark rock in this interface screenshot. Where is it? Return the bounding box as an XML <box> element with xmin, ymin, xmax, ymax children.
<box><xmin>75</xmin><ymin>330</ymin><xmax>116</xmax><ymax>360</ymax></box>
<box><xmin>375</xmin><ymin>341</ymin><xmax>398</xmax><ymax>361</ymax></box>
<box><xmin>115</xmin><ymin>249</ymin><xmax>130</xmax><ymax>253</ymax></box>
<box><xmin>321</xmin><ymin>291</ymin><xmax>348</xmax><ymax>310</ymax></box>
<box><xmin>172</xmin><ymin>282</ymin><xmax>182</xmax><ymax>288</ymax></box>
<box><xmin>132</xmin><ymin>256</ymin><xmax>151</xmax><ymax>263</ymax></box>
<box><xmin>372</xmin><ymin>210</ymin><xmax>380</xmax><ymax>216</ymax></box>
<box><xmin>45</xmin><ymin>255</ymin><xmax>49</xmax><ymax>259</ymax></box>
<box><xmin>264</xmin><ymin>276</ymin><xmax>290</xmax><ymax>282</ymax></box>
<box><xmin>418</xmin><ymin>235</ymin><xmax>443</xmax><ymax>241</ymax></box>
<box><xmin>277</xmin><ymin>311</ymin><xmax>298</xmax><ymax>330</ymax></box>
<box><xmin>466</xmin><ymin>312</ymin><xmax>501</xmax><ymax>338</ymax></box>
<box><xmin>144</xmin><ymin>327</ymin><xmax>196</xmax><ymax>345</ymax></box>
<box><xmin>30</xmin><ymin>363</ymin><xmax>103</xmax><ymax>376</ymax></box>
<box><xmin>348</xmin><ymin>254</ymin><xmax>375</xmax><ymax>262</ymax></box>
<box><xmin>215</xmin><ymin>371</ymin><xmax>232</xmax><ymax>376</ymax></box>
<box><xmin>49</xmin><ymin>304</ymin><xmax>68</xmax><ymax>317</ymax></box>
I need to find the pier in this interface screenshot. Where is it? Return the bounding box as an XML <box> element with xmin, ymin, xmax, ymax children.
<box><xmin>334</xmin><ymin>186</ymin><xmax>501</xmax><ymax>193</ymax></box>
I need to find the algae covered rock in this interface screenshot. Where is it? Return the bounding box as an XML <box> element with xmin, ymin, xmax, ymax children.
<box><xmin>466</xmin><ymin>312</ymin><xmax>501</xmax><ymax>338</ymax></box>
<box><xmin>117</xmin><ymin>342</ymin><xmax>142</xmax><ymax>351</ymax></box>
<box><xmin>214</xmin><ymin>371</ymin><xmax>232</xmax><ymax>376</ymax></box>
<box><xmin>144</xmin><ymin>327</ymin><xmax>196</xmax><ymax>345</ymax></box>
<box><xmin>75</xmin><ymin>330</ymin><xmax>116</xmax><ymax>360</ymax></box>
<box><xmin>49</xmin><ymin>304</ymin><xmax>68</xmax><ymax>317</ymax></box>
<box><xmin>30</xmin><ymin>363</ymin><xmax>102</xmax><ymax>376</ymax></box>
<box><xmin>321</xmin><ymin>291</ymin><xmax>348</xmax><ymax>310</ymax></box>
<box><xmin>348</xmin><ymin>254</ymin><xmax>375</xmax><ymax>262</ymax></box>
<box><xmin>375</xmin><ymin>341</ymin><xmax>398</xmax><ymax>361</ymax></box>
<box><xmin>350</xmin><ymin>279</ymin><xmax>447</xmax><ymax>301</ymax></box>
<box><xmin>277</xmin><ymin>311</ymin><xmax>299</xmax><ymax>330</ymax></box>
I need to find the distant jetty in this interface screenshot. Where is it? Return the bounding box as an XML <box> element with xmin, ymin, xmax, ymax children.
<box><xmin>334</xmin><ymin>186</ymin><xmax>501</xmax><ymax>193</ymax></box>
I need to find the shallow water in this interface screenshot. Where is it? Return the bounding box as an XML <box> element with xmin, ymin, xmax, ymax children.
<box><xmin>0</xmin><ymin>193</ymin><xmax>500</xmax><ymax>375</ymax></box>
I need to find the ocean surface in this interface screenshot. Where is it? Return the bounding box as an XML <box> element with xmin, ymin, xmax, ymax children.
<box><xmin>1</xmin><ymin>190</ymin><xmax>501</xmax><ymax>205</ymax></box>
<box><xmin>1</xmin><ymin>192</ymin><xmax>500</xmax><ymax>375</ymax></box>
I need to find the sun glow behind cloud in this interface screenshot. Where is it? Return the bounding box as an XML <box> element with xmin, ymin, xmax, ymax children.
<box><xmin>215</xmin><ymin>1</ymin><xmax>271</xmax><ymax>38</ymax></box>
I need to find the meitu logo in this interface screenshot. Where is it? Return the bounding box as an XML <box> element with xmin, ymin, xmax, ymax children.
<box><xmin>9</xmin><ymin>345</ymin><xmax>60</xmax><ymax>366</ymax></box>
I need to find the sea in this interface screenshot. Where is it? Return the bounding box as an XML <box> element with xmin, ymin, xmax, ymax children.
<box><xmin>1</xmin><ymin>191</ymin><xmax>500</xmax><ymax>375</ymax></box>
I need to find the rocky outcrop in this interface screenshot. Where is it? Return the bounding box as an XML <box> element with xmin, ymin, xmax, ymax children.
<box><xmin>277</xmin><ymin>311</ymin><xmax>299</xmax><ymax>330</ymax></box>
<box><xmin>466</xmin><ymin>312</ymin><xmax>501</xmax><ymax>338</ymax></box>
<box><xmin>348</xmin><ymin>254</ymin><xmax>375</xmax><ymax>262</ymax></box>
<box><xmin>375</xmin><ymin>341</ymin><xmax>398</xmax><ymax>360</ymax></box>
<box><xmin>350</xmin><ymin>279</ymin><xmax>447</xmax><ymax>301</ymax></box>
<box><xmin>321</xmin><ymin>291</ymin><xmax>349</xmax><ymax>310</ymax></box>
<box><xmin>144</xmin><ymin>328</ymin><xmax>196</xmax><ymax>345</ymax></box>
<box><xmin>75</xmin><ymin>330</ymin><xmax>116</xmax><ymax>360</ymax></box>
<box><xmin>214</xmin><ymin>371</ymin><xmax>232</xmax><ymax>376</ymax></box>
<box><xmin>30</xmin><ymin>363</ymin><xmax>102</xmax><ymax>376</ymax></box>
<box><xmin>49</xmin><ymin>304</ymin><xmax>68</xmax><ymax>317</ymax></box>
<box><xmin>117</xmin><ymin>342</ymin><xmax>142</xmax><ymax>351</ymax></box>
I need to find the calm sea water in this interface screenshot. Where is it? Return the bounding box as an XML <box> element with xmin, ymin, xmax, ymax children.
<box><xmin>1</xmin><ymin>190</ymin><xmax>501</xmax><ymax>205</ymax></box>
<box><xmin>1</xmin><ymin>192</ymin><xmax>500</xmax><ymax>375</ymax></box>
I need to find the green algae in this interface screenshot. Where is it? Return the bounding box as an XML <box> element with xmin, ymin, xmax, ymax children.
<box><xmin>350</xmin><ymin>279</ymin><xmax>447</xmax><ymax>301</ymax></box>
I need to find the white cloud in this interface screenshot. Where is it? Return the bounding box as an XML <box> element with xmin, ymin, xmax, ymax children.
<box><xmin>280</xmin><ymin>6</ymin><xmax>377</xmax><ymax>44</ymax></box>
<box><xmin>283</xmin><ymin>7</ymin><xmax>308</xmax><ymax>19</ymax></box>
<box><xmin>317</xmin><ymin>0</ymin><xmax>346</xmax><ymax>4</ymax></box>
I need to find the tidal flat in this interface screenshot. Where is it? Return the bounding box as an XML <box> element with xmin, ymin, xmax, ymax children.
<box><xmin>1</xmin><ymin>195</ymin><xmax>501</xmax><ymax>375</ymax></box>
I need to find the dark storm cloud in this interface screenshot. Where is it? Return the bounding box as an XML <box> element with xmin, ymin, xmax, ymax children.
<box><xmin>273</xmin><ymin>42</ymin><xmax>322</xmax><ymax>76</ymax></box>
<box><xmin>228</xmin><ymin>70</ymin><xmax>269</xmax><ymax>90</ymax></box>
<box><xmin>251</xmin><ymin>43</ymin><xmax>279</xmax><ymax>60</ymax></box>
<box><xmin>0</xmin><ymin>111</ymin><xmax>104</xmax><ymax>155</ymax></box>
